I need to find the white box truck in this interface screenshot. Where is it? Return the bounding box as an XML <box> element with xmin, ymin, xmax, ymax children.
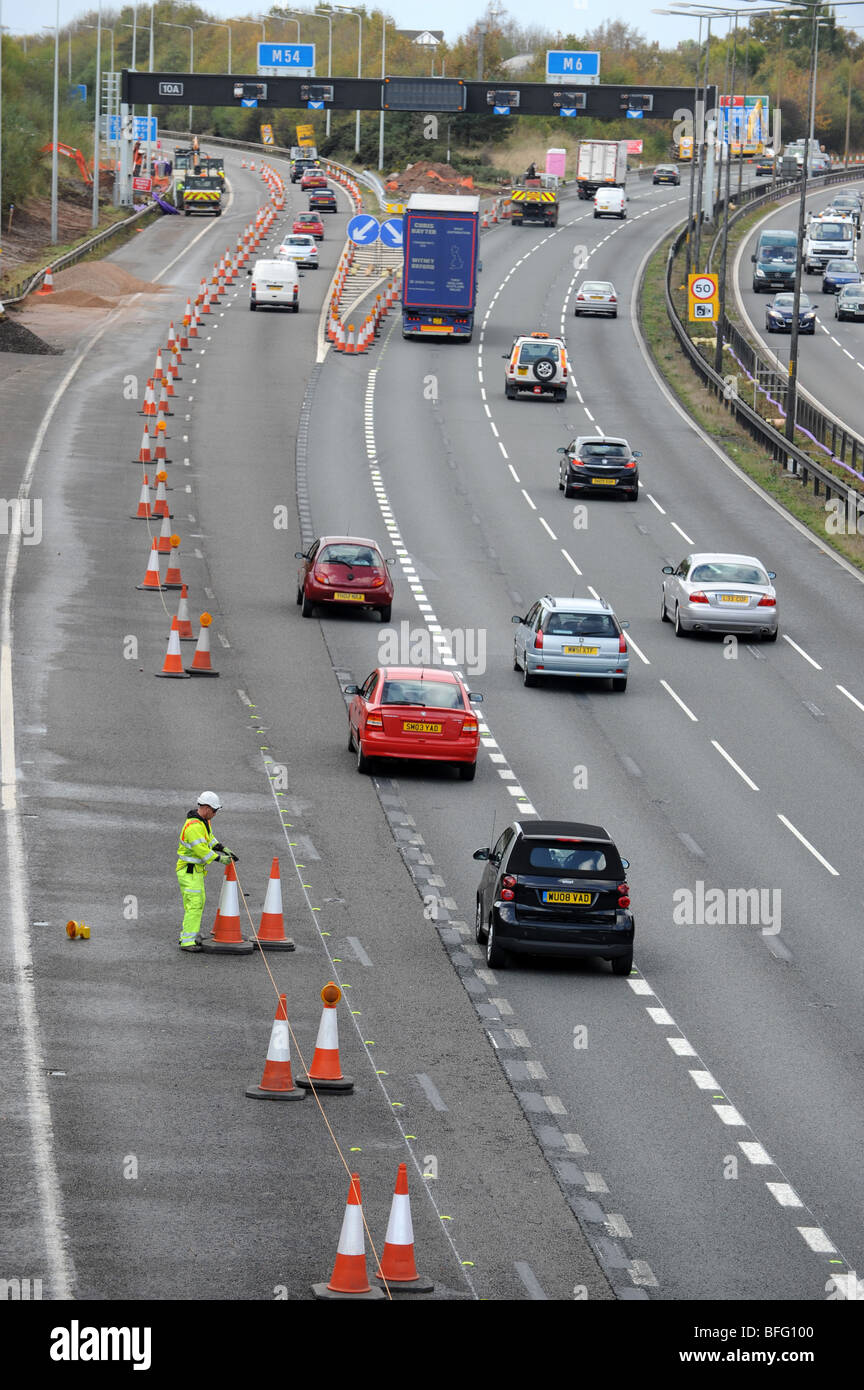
<box><xmin>576</xmin><ymin>140</ymin><xmax>628</xmax><ymax>199</ymax></box>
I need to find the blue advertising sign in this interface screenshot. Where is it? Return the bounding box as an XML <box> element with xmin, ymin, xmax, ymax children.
<box><xmin>379</xmin><ymin>217</ymin><xmax>404</xmax><ymax>249</ymax></box>
<box><xmin>347</xmin><ymin>214</ymin><xmax>380</xmax><ymax>246</ymax></box>
<box><xmin>545</xmin><ymin>50</ymin><xmax>600</xmax><ymax>84</ymax></box>
<box><xmin>257</xmin><ymin>42</ymin><xmax>315</xmax><ymax>74</ymax></box>
<box><xmin>403</xmin><ymin>209</ymin><xmax>478</xmax><ymax>312</ymax></box>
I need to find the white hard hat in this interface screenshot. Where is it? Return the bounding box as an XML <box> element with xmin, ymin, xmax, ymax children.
<box><xmin>197</xmin><ymin>790</ymin><xmax>222</xmax><ymax>810</ymax></box>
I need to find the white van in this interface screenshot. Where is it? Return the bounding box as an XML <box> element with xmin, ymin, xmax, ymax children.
<box><xmin>249</xmin><ymin>258</ymin><xmax>299</xmax><ymax>313</ymax></box>
<box><xmin>594</xmin><ymin>187</ymin><xmax>626</xmax><ymax>219</ymax></box>
<box><xmin>803</xmin><ymin>217</ymin><xmax>855</xmax><ymax>273</ymax></box>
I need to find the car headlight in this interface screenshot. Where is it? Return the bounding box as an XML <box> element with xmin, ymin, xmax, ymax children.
<box><xmin>804</xmin><ymin>310</ymin><xmax>816</xmax><ymax>319</ymax></box>
<box><xmin>755</xmin><ymin>267</ymin><xmax>766</xmax><ymax>277</ymax></box>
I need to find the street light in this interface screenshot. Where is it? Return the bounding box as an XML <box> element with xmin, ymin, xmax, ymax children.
<box><xmin>257</xmin><ymin>14</ymin><xmax>299</xmax><ymax>41</ymax></box>
<box><xmin>48</xmin><ymin>2</ymin><xmax>60</xmax><ymax>243</ymax></box>
<box><xmin>194</xmin><ymin>21</ymin><xmax>232</xmax><ymax>75</ymax></box>
<box><xmin>334</xmin><ymin>7</ymin><xmax>363</xmax><ymax>156</ymax></box>
<box><xmin>315</xmin><ymin>8</ymin><xmax>334</xmax><ymax>138</ymax></box>
<box><xmin>160</xmin><ymin>22</ymin><xmax>194</xmax><ymax>135</ymax></box>
<box><xmin>379</xmin><ymin>17</ymin><xmax>395</xmax><ymax>172</ymax></box>
<box><xmin>83</xmin><ymin>22</ymin><xmax>114</xmax><ymax>73</ymax></box>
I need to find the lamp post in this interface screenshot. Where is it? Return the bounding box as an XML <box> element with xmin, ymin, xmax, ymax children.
<box><xmin>160</xmin><ymin>22</ymin><xmax>194</xmax><ymax>134</ymax></box>
<box><xmin>334</xmin><ymin>7</ymin><xmax>363</xmax><ymax>156</ymax></box>
<box><xmin>653</xmin><ymin>9</ymin><xmax>704</xmax><ymax>279</ymax></box>
<box><xmin>84</xmin><ymin>22</ymin><xmax>113</xmax><ymax>73</ymax></box>
<box><xmin>50</xmin><ymin>1</ymin><xmax>60</xmax><ymax>243</ymax></box>
<box><xmin>315</xmin><ymin>8</ymin><xmax>334</xmax><ymax>138</ymax></box>
<box><xmin>808</xmin><ymin>20</ymin><xmax>832</xmax><ymax>155</ymax></box>
<box><xmin>378</xmin><ymin>17</ymin><xmax>395</xmax><ymax>172</ymax></box>
<box><xmin>91</xmin><ymin>4</ymin><xmax>102</xmax><ymax>228</ymax></box>
<box><xmin>194</xmin><ymin>21</ymin><xmax>232</xmax><ymax>75</ymax></box>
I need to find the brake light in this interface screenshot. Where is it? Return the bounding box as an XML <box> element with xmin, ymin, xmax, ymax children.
<box><xmin>689</xmin><ymin>591</ymin><xmax>709</xmax><ymax>603</ymax></box>
<box><xmin>577</xmin><ymin>293</ymin><xmax>585</xmax><ymax>300</ymax></box>
<box><xmin>618</xmin><ymin>896</ymin><xmax>631</xmax><ymax>908</ymax></box>
<box><xmin>462</xmin><ymin>721</ymin><xmax>478</xmax><ymax>735</ymax></box>
<box><xmin>609</xmin><ymin>295</ymin><xmax>617</xmax><ymax>303</ymax></box>
<box><xmin>757</xmin><ymin>595</ymin><xmax>776</xmax><ymax>607</ymax></box>
<box><xmin>618</xmin><ymin>633</ymin><xmax>628</xmax><ymax>653</ymax></box>
<box><xmin>534</xmin><ymin>631</ymin><xmax>543</xmax><ymax>649</ymax></box>
<box><xmin>500</xmin><ymin>889</ymin><xmax>515</xmax><ymax>901</ymax></box>
<box><xmin>366</xmin><ymin>714</ymin><xmax>383</xmax><ymax>729</ymax></box>
<box><xmin>369</xmin><ymin>573</ymin><xmax>385</xmax><ymax>587</ymax></box>
<box><xmin>250</xmin><ymin>281</ymin><xmax>257</xmax><ymax>292</ymax></box>
<box><xmin>623</xmin><ymin>460</ymin><xmax>636</xmax><ymax>469</ymax></box>
<box><xmin>618</xmin><ymin>883</ymin><xmax>629</xmax><ymax>894</ymax></box>
<box><xmin>502</xmin><ymin>875</ymin><xmax>517</xmax><ymax>888</ymax></box>
<box><xmin>313</xmin><ymin>568</ymin><xmax>330</xmax><ymax>583</ymax></box>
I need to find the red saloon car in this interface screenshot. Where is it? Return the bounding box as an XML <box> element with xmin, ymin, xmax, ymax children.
<box><xmin>300</xmin><ymin>171</ymin><xmax>328</xmax><ymax>191</ymax></box>
<box><xmin>295</xmin><ymin>535</ymin><xmax>394</xmax><ymax>621</ymax></box>
<box><xmin>346</xmin><ymin>667</ymin><xmax>483</xmax><ymax>779</ymax></box>
<box><xmin>293</xmin><ymin>212</ymin><xmax>324</xmax><ymax>240</ymax></box>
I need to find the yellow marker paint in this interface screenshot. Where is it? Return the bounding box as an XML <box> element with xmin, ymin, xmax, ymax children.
<box><xmin>461</xmin><ymin>1261</ymin><xmax>474</xmax><ymax>1267</ymax></box>
<box><xmin>440</xmin><ymin>1215</ymin><xmax>452</xmax><ymax>1222</ymax></box>
<box><xmin>333</xmin><ymin>958</ymin><xmax>342</xmax><ymax>963</ymax></box>
<box><xmin>364</xmin><ymin>1040</ymin><xmax>375</xmax><ymax>1045</ymax></box>
<box><xmin>391</xmin><ymin>1102</ymin><xmax>403</xmax><ymax>1108</ymax></box>
<box><xmin>302</xmin><ymin>883</ymin><xmax>311</xmax><ymax>888</ymax></box>
<box><xmin>342</xmin><ymin>982</ymin><xmax>350</xmax><ymax>988</ymax></box>
<box><xmin>405</xmin><ymin>1134</ymin><xmax>416</xmax><ymax>1140</ymax></box>
<box><xmin>350</xmin><ymin>1147</ymin><xmax>362</xmax><ymax>1152</ymax></box>
<box><xmin>297</xmin><ymin>864</ymin><xmax>305</xmax><ymax>868</ymax></box>
<box><xmin>312</xmin><ymin>906</ymin><xmax>321</xmax><ymax>911</ymax></box>
<box><xmin>351</xmin><ymin>1010</ymin><xmax>361</xmax><ymax>1016</ymax></box>
<box><xmin>376</xmin><ymin>1070</ymin><xmax>387</xmax><ymax>1075</ymax></box>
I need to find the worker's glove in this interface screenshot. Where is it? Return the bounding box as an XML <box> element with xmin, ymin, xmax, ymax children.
<box><xmin>212</xmin><ymin>841</ymin><xmax>225</xmax><ymax>853</ymax></box>
<box><xmin>224</xmin><ymin>850</ymin><xmax>239</xmax><ymax>864</ymax></box>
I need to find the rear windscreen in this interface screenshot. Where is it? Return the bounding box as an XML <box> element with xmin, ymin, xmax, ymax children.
<box><xmin>543</xmin><ymin>613</ymin><xmax>618</xmax><ymax>637</ymax></box>
<box><xmin>381</xmin><ymin>681</ymin><xmax>463</xmax><ymax>709</ymax></box>
<box><xmin>509</xmin><ymin>840</ymin><xmax>621</xmax><ymax>877</ymax></box>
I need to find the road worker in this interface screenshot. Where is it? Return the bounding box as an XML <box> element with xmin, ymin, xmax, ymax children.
<box><xmin>176</xmin><ymin>791</ymin><xmax>238</xmax><ymax>951</ymax></box>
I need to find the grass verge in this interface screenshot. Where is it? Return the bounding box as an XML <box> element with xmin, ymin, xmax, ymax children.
<box><xmin>640</xmin><ymin>230</ymin><xmax>864</xmax><ymax>572</ymax></box>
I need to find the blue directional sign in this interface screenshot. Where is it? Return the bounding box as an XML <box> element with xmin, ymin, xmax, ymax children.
<box><xmin>493</xmin><ymin>105</ymin><xmax>510</xmax><ymax>116</ymax></box>
<box><xmin>241</xmin><ymin>99</ymin><xmax>258</xmax><ymax>108</ymax></box>
<box><xmin>546</xmin><ymin>50</ymin><xmax>600</xmax><ymax>85</ymax></box>
<box><xmin>104</xmin><ymin>115</ymin><xmax>158</xmax><ymax>141</ymax></box>
<box><xmin>626</xmin><ymin>108</ymin><xmax>644</xmax><ymax>119</ymax></box>
<box><xmin>379</xmin><ymin>216</ymin><xmax>404</xmax><ymax>250</ymax></box>
<box><xmin>347</xmin><ymin>214</ymin><xmax>380</xmax><ymax>246</ymax></box>
<box><xmin>560</xmin><ymin>109</ymin><xmax>580</xmax><ymax>118</ymax></box>
<box><xmin>257</xmin><ymin>42</ymin><xmax>315</xmax><ymax>76</ymax></box>
<box><xmin>307</xmin><ymin>100</ymin><xmax>324</xmax><ymax>109</ymax></box>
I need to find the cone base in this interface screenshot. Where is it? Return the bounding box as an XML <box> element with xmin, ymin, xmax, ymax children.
<box><xmin>186</xmin><ymin>668</ymin><xmax>220</xmax><ymax>677</ymax></box>
<box><xmin>312</xmin><ymin>1283</ymin><xmax>386</xmax><ymax>1301</ymax></box>
<box><xmin>245</xmin><ymin>1084</ymin><xmax>305</xmax><ymax>1101</ymax></box>
<box><xmin>254</xmin><ymin>936</ymin><xmax>296</xmax><ymax>951</ymax></box>
<box><xmin>374</xmin><ymin>1271</ymin><xmax>434</xmax><ymax>1292</ymax></box>
<box><xmin>162</xmin><ymin>582</ymin><xmax>184</xmax><ymax>591</ymax></box>
<box><xmin>130</xmin><ymin>513</ymin><xmax>153</xmax><ymax>520</ymax></box>
<box><xmin>178</xmin><ymin>634</ymin><xmax>197</xmax><ymax>642</ymax></box>
<box><xmin>155</xmin><ymin>670</ymin><xmax>191</xmax><ymax>679</ymax></box>
<box><xmin>136</xmin><ymin>584</ymin><xmax>167</xmax><ymax>592</ymax></box>
<box><xmin>297</xmin><ymin>1074</ymin><xmax>354</xmax><ymax>1092</ymax></box>
<box><xmin>200</xmin><ymin>937</ymin><xmax>254</xmax><ymax>954</ymax></box>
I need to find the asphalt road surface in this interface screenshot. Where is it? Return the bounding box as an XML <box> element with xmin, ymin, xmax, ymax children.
<box><xmin>2</xmin><ymin>152</ymin><xmax>862</xmax><ymax>1316</ymax></box>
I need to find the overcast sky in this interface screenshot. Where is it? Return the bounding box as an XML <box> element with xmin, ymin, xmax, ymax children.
<box><xmin>0</xmin><ymin>2</ymin><xmax>707</xmax><ymax>52</ymax></box>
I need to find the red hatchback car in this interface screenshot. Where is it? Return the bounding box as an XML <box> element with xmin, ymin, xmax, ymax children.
<box><xmin>295</xmin><ymin>535</ymin><xmax>394</xmax><ymax>621</ymax></box>
<box><xmin>346</xmin><ymin>667</ymin><xmax>482</xmax><ymax>779</ymax></box>
<box><xmin>300</xmin><ymin>171</ymin><xmax>328</xmax><ymax>191</ymax></box>
<box><xmin>294</xmin><ymin>212</ymin><xmax>324</xmax><ymax>240</ymax></box>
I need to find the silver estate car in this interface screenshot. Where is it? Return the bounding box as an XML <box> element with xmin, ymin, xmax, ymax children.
<box><xmin>573</xmin><ymin>280</ymin><xmax>618</xmax><ymax>318</ymax></box>
<box><xmin>660</xmin><ymin>553</ymin><xmax>778</xmax><ymax>640</ymax></box>
<box><xmin>512</xmin><ymin>595</ymin><xmax>630</xmax><ymax>691</ymax></box>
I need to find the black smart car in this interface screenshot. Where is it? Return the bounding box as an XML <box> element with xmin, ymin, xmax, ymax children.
<box><xmin>474</xmin><ymin>820</ymin><xmax>634</xmax><ymax>973</ymax></box>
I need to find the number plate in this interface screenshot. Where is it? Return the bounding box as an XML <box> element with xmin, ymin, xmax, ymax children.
<box><xmin>333</xmin><ymin>591</ymin><xmax>364</xmax><ymax>601</ymax></box>
<box><xmin>563</xmin><ymin>646</ymin><xmax>599</xmax><ymax>655</ymax></box>
<box><xmin>403</xmin><ymin>721</ymin><xmax>442</xmax><ymax>733</ymax></box>
<box><xmin>720</xmin><ymin>594</ymin><xmax>749</xmax><ymax>603</ymax></box>
<box><xmin>542</xmin><ymin>890</ymin><xmax>592</xmax><ymax>904</ymax></box>
<box><xmin>591</xmin><ymin>477</ymin><xmax>617</xmax><ymax>485</ymax></box>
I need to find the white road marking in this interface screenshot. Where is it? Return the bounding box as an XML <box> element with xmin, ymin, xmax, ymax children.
<box><xmin>713</xmin><ymin>1104</ymin><xmax>746</xmax><ymax>1126</ymax></box>
<box><xmin>776</xmin><ymin>814</ymin><xmax>839</xmax><ymax>875</ymax></box>
<box><xmin>539</xmin><ymin>517</ymin><xmax>557</xmax><ymax>540</ymax></box>
<box><xmin>646</xmin><ymin>493</ymin><xmax>666</xmax><ymax>514</ymax></box>
<box><xmin>710</xmin><ymin>740</ymin><xmax>759</xmax><ymax>791</ymax></box>
<box><xmin>521</xmin><ymin>489</ymin><xmax>537</xmax><ymax>510</ymax></box>
<box><xmin>666</xmin><ymin>1036</ymin><xmax>697</xmax><ymax>1055</ymax></box>
<box><xmin>689</xmin><ymin>1070</ymin><xmax>719</xmax><ymax>1090</ymax></box>
<box><xmin>798</xmin><ymin>1227</ymin><xmax>837</xmax><ymax>1253</ymax></box>
<box><xmin>670</xmin><ymin>521</ymin><xmax>694</xmax><ymax>544</ymax></box>
<box><xmin>782</xmin><ymin>634</ymin><xmax>822</xmax><ymax>669</ymax></box>
<box><xmin>625</xmin><ymin>633</ymin><xmax>650</xmax><ymax>665</ymax></box>
<box><xmin>739</xmin><ymin>1141</ymin><xmax>773</xmax><ymax>1165</ymax></box>
<box><xmin>766</xmin><ymin>1182</ymin><xmax>803</xmax><ymax>1208</ymax></box>
<box><xmin>660</xmin><ymin>680</ymin><xmax>699</xmax><ymax>722</ymax></box>
<box><xmin>561</xmin><ymin>549</ymin><xmax>582</xmax><ymax>575</ymax></box>
<box><xmin>508</xmin><ymin>464</ymin><xmax>520</xmax><ymax>482</ymax></box>
<box><xmin>836</xmin><ymin>683</ymin><xmax>864</xmax><ymax>712</ymax></box>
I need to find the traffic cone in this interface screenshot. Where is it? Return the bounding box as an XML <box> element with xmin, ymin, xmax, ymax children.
<box><xmin>163</xmin><ymin>535</ymin><xmax>183</xmax><ymax>589</ymax></box>
<box><xmin>345</xmin><ymin>323</ymin><xmax>356</xmax><ymax>354</ymax></box>
<box><xmin>189</xmin><ymin>305</ymin><xmax>199</xmax><ymax>338</ymax></box>
<box><xmin>157</xmin><ymin>380</ymin><xmax>173</xmax><ymax>416</ymax></box>
<box><xmin>153</xmin><ymin>348</ymin><xmax>164</xmax><ymax>382</ymax></box>
<box><xmin>163</xmin><ymin>369</ymin><xmax>175</xmax><ymax>398</ymax></box>
<box><xmin>153</xmin><ymin>419</ymin><xmax>170</xmax><ymax>463</ymax></box>
<box><xmin>134</xmin><ymin>427</ymin><xmax>152</xmax><ymax>465</ymax></box>
<box><xmin>298</xmin><ymin>982</ymin><xmax>353</xmax><ymax>1091</ymax></box>
<box><xmin>155</xmin><ymin>514</ymin><xmax>173</xmax><ymax>554</ymax></box>
<box><xmin>155</xmin><ymin>617</ymin><xmax>191</xmax><ymax>679</ymax></box>
<box><xmin>185</xmin><ymin>613</ymin><xmax>219</xmax><ymax>677</ymax></box>
<box><xmin>245</xmin><ymin>994</ymin><xmax>305</xmax><ymax>1101</ymax></box>
<box><xmin>200</xmin><ymin>285</ymin><xmax>211</xmax><ymax>315</ymax></box>
<box><xmin>201</xmin><ymin>860</ymin><xmax>253</xmax><ymax>954</ymax></box>
<box><xmin>166</xmin><ymin>321</ymin><xmax>177</xmax><ymax>355</ymax></box>
<box><xmin>136</xmin><ymin>538</ymin><xmax>165</xmax><ymax>591</ymax></box>
<box><xmin>334</xmin><ymin>319</ymin><xmax>345</xmax><ymax>352</ymax></box>
<box><xmin>313</xmin><ymin>1175</ymin><xmax>386</xmax><ymax>1300</ymax></box>
<box><xmin>241</xmin><ymin>156</ymin><xmax>247</xmax><ymax>168</ymax></box>
<box><xmin>180</xmin><ymin>300</ymin><xmax>192</xmax><ymax>350</ymax></box>
<box><xmin>130</xmin><ymin>475</ymin><xmax>152</xmax><ymax>520</ymax></box>
<box><xmin>253</xmin><ymin>857</ymin><xmax>296</xmax><ymax>951</ymax></box>
<box><xmin>37</xmin><ymin>266</ymin><xmax>54</xmax><ymax>295</ymax></box>
<box><xmin>175</xmin><ymin>584</ymin><xmax>195</xmax><ymax>640</ymax></box>
<box><xmin>168</xmin><ymin>346</ymin><xmax>182</xmax><ymax>379</ymax></box>
<box><xmin>374</xmin><ymin>1164</ymin><xmax>434</xmax><ymax>1292</ymax></box>
<box><xmin>140</xmin><ymin>379</ymin><xmax>156</xmax><ymax>417</ymax></box>
<box><xmin>152</xmin><ymin>470</ymin><xmax>172</xmax><ymax>519</ymax></box>
<box><xmin>482</xmin><ymin>211</ymin><xmax>489</xmax><ymax>229</ymax></box>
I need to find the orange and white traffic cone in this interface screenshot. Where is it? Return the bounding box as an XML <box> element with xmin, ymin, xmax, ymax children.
<box><xmin>245</xmin><ymin>994</ymin><xmax>305</xmax><ymax>1101</ymax></box>
<box><xmin>134</xmin><ymin>427</ymin><xmax>152</xmax><ymax>465</ymax></box>
<box><xmin>153</xmin><ymin>348</ymin><xmax>164</xmax><ymax>382</ymax></box>
<box><xmin>37</xmin><ymin>266</ymin><xmax>55</xmax><ymax>295</ymax></box>
<box><xmin>253</xmin><ymin>857</ymin><xmax>296</xmax><ymax>951</ymax></box>
<box><xmin>201</xmin><ymin>860</ymin><xmax>253</xmax><ymax>954</ymax></box>
<box><xmin>185</xmin><ymin>613</ymin><xmax>219</xmax><ymax>677</ymax></box>
<box><xmin>136</xmin><ymin>538</ymin><xmax>165</xmax><ymax>591</ymax></box>
<box><xmin>140</xmin><ymin>379</ymin><xmax>157</xmax><ymax>418</ymax></box>
<box><xmin>298</xmin><ymin>982</ymin><xmax>353</xmax><ymax>1092</ymax></box>
<box><xmin>155</xmin><ymin>617</ymin><xmax>191</xmax><ymax>679</ymax></box>
<box><xmin>157</xmin><ymin>380</ymin><xmax>173</xmax><ymax>416</ymax></box>
<box><xmin>313</xmin><ymin>1174</ymin><xmax>385</xmax><ymax>1300</ymax></box>
<box><xmin>163</xmin><ymin>535</ymin><xmax>183</xmax><ymax>589</ymax></box>
<box><xmin>200</xmin><ymin>285</ymin><xmax>211</xmax><ymax>315</ymax></box>
<box><xmin>344</xmin><ymin>323</ymin><xmax>356</xmax><ymax>354</ymax></box>
<box><xmin>190</xmin><ymin>305</ymin><xmax>201</xmax><ymax>338</ymax></box>
<box><xmin>375</xmin><ymin>1164</ymin><xmax>434</xmax><ymax>1292</ymax></box>
<box><xmin>130</xmin><ymin>475</ymin><xmax>152</xmax><ymax>520</ymax></box>
<box><xmin>152</xmin><ymin>471</ymin><xmax>172</xmax><ymax>520</ymax></box>
<box><xmin>180</xmin><ymin>301</ymin><xmax>192</xmax><ymax>349</ymax></box>
<box><xmin>175</xmin><ymin>584</ymin><xmax>195</xmax><ymax>640</ymax></box>
<box><xmin>153</xmin><ymin>419</ymin><xmax>170</xmax><ymax>463</ymax></box>
<box><xmin>168</xmin><ymin>345</ymin><xmax>182</xmax><ymax>379</ymax></box>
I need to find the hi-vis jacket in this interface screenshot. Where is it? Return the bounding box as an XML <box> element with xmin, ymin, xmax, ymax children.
<box><xmin>177</xmin><ymin>812</ymin><xmax>224</xmax><ymax>875</ymax></box>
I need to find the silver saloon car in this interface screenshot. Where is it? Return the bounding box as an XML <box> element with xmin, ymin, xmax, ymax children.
<box><xmin>660</xmin><ymin>553</ymin><xmax>778</xmax><ymax>640</ymax></box>
<box><xmin>573</xmin><ymin>280</ymin><xmax>618</xmax><ymax>317</ymax></box>
<box><xmin>512</xmin><ymin>595</ymin><xmax>630</xmax><ymax>691</ymax></box>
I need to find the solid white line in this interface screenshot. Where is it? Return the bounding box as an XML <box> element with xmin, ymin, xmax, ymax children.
<box><xmin>521</xmin><ymin>489</ymin><xmax>537</xmax><ymax>510</ymax></box>
<box><xmin>836</xmin><ymin>683</ymin><xmax>864</xmax><ymax>713</ymax></box>
<box><xmin>660</xmin><ymin>679</ymin><xmax>698</xmax><ymax>721</ymax></box>
<box><xmin>670</xmin><ymin>521</ymin><xmax>694</xmax><ymax>544</ymax></box>
<box><xmin>782</xmin><ymin>634</ymin><xmax>822</xmax><ymax>669</ymax></box>
<box><xmin>777</xmin><ymin>814</ymin><xmax>839</xmax><ymax>875</ymax></box>
<box><xmin>625</xmin><ymin>633</ymin><xmax>651</xmax><ymax>666</ymax></box>
<box><xmin>710</xmin><ymin>740</ymin><xmax>759</xmax><ymax>791</ymax></box>
<box><xmin>561</xmin><ymin>549</ymin><xmax>582</xmax><ymax>575</ymax></box>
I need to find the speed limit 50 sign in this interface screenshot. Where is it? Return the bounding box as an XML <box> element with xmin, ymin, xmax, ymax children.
<box><xmin>688</xmin><ymin>273</ymin><xmax>719</xmax><ymax>321</ymax></box>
